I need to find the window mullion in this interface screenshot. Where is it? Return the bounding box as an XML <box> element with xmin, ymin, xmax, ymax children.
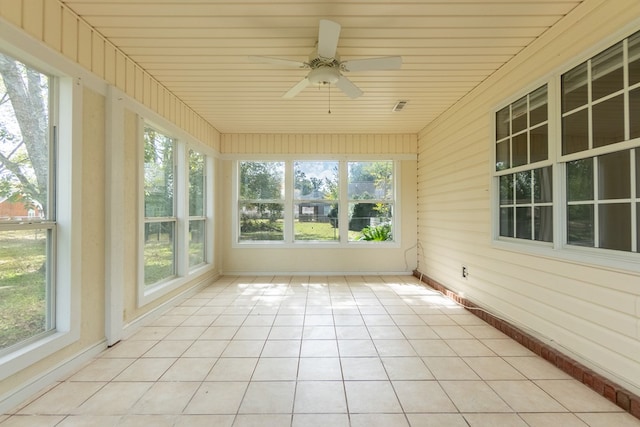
<box><xmin>284</xmin><ymin>160</ymin><xmax>293</xmax><ymax>243</ymax></box>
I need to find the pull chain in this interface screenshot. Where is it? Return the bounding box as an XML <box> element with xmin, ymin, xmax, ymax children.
<box><xmin>328</xmin><ymin>83</ymin><xmax>332</xmax><ymax>114</ymax></box>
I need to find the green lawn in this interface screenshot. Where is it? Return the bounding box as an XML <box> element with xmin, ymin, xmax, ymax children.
<box><xmin>0</xmin><ymin>229</ymin><xmax>48</xmax><ymax>350</ymax></box>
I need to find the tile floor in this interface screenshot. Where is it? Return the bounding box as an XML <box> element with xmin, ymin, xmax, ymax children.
<box><xmin>2</xmin><ymin>275</ymin><xmax>640</xmax><ymax>427</ymax></box>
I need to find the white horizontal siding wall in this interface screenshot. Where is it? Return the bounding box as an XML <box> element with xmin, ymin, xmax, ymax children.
<box><xmin>0</xmin><ymin>0</ymin><xmax>220</xmax><ymax>150</ymax></box>
<box><xmin>417</xmin><ymin>0</ymin><xmax>640</xmax><ymax>395</ymax></box>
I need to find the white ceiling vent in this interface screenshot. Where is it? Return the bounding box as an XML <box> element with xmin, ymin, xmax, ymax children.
<box><xmin>392</xmin><ymin>100</ymin><xmax>408</xmax><ymax>112</ymax></box>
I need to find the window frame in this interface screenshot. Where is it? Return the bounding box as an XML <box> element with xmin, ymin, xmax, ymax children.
<box><xmin>232</xmin><ymin>157</ymin><xmax>401</xmax><ymax>248</ymax></box>
<box><xmin>492</xmin><ymin>26</ymin><xmax>640</xmax><ymax>273</ymax></box>
<box><xmin>137</xmin><ymin>117</ymin><xmax>215</xmax><ymax>306</ymax></box>
<box><xmin>0</xmin><ymin>41</ymin><xmax>83</xmax><ymax>380</ymax></box>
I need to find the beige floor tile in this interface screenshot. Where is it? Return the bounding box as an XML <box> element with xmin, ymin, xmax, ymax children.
<box><xmin>267</xmin><ymin>326</ymin><xmax>303</xmax><ymax>340</ymax></box>
<box><xmin>381</xmin><ymin>357</ymin><xmax>433</xmax><ymax>380</ymax></box>
<box><xmin>18</xmin><ymin>382</ymin><xmax>105</xmax><ymax>415</ymax></box>
<box><xmin>274</xmin><ymin>315</ymin><xmax>305</xmax><ymax>326</ymax></box>
<box><xmin>481</xmin><ymin>339</ymin><xmax>534</xmax><ymax>356</ymax></box>
<box><xmin>463</xmin><ymin>413</ymin><xmax>528</xmax><ymax>426</ymax></box>
<box><xmin>298</xmin><ymin>357</ymin><xmax>342</xmax><ymax>380</ymax></box>
<box><xmin>420</xmin><ymin>314</ymin><xmax>458</xmax><ymax>326</ymax></box>
<box><xmin>444</xmin><ymin>339</ymin><xmax>495</xmax><ymax>357</ymax></box>
<box><xmin>233</xmin><ymin>414</ymin><xmax>292</xmax><ymax>427</ymax></box>
<box><xmin>294</xmin><ymin>381</ymin><xmax>347</xmax><ymax>413</ymax></box>
<box><xmin>173</xmin><ymin>414</ymin><xmax>234</xmax><ymax>427</ymax></box>
<box><xmin>183</xmin><ymin>382</ymin><xmax>248</xmax><ymax>414</ymax></box>
<box><xmin>160</xmin><ymin>357</ymin><xmax>216</xmax><ymax>381</ymax></box>
<box><xmin>338</xmin><ymin>339</ymin><xmax>378</xmax><ymax>357</ymax></box>
<box><xmin>341</xmin><ymin>357</ymin><xmax>388</xmax><ymax>380</ymax></box>
<box><xmin>116</xmin><ymin>415</ymin><xmax>175</xmax><ymax>427</ymax></box>
<box><xmin>199</xmin><ymin>326</ymin><xmax>239</xmax><ymax>340</ymax></box>
<box><xmin>181</xmin><ymin>340</ymin><xmax>229</xmax><ymax>357</ymax></box>
<box><xmin>300</xmin><ymin>340</ymin><xmax>339</xmax><ymax>357</ymax></box>
<box><xmin>303</xmin><ymin>326</ymin><xmax>336</xmax><ymax>339</ymax></box>
<box><xmin>143</xmin><ymin>340</ymin><xmax>193</xmax><ymax>358</ymax></box>
<box><xmin>206</xmin><ymin>357</ymin><xmax>258</xmax><ymax>381</ymax></box>
<box><xmin>180</xmin><ymin>315</ymin><xmax>218</xmax><ymax>327</ymax></box>
<box><xmin>242</xmin><ymin>314</ymin><xmax>276</xmax><ymax>326</ymax></box>
<box><xmin>409</xmin><ymin>340</ymin><xmax>457</xmax><ymax>357</ymax></box>
<box><xmin>305</xmin><ymin>314</ymin><xmax>334</xmax><ymax>325</ymax></box>
<box><xmin>0</xmin><ymin>416</ymin><xmax>66</xmax><ymax>426</ymax></box>
<box><xmin>292</xmin><ymin>413</ymin><xmax>350</xmax><ymax>427</ymax></box>
<box><xmin>406</xmin><ymin>413</ymin><xmax>469</xmax><ymax>427</ymax></box>
<box><xmin>464</xmin><ymin>325</ymin><xmax>509</xmax><ymax>339</ymax></box>
<box><xmin>53</xmin><ymin>415</ymin><xmax>121</xmax><ymax>427</ymax></box>
<box><xmin>374</xmin><ymin>339</ymin><xmax>418</xmax><ymax>357</ymax></box>
<box><xmin>151</xmin><ymin>315</ymin><xmax>189</xmax><ymax>327</ymax></box>
<box><xmin>463</xmin><ymin>356</ymin><xmax>526</xmax><ymax>380</ymax></box>
<box><xmin>68</xmin><ymin>358</ymin><xmax>134</xmax><ymax>382</ymax></box>
<box><xmin>74</xmin><ymin>382</ymin><xmax>151</xmax><ymax>415</ymax></box>
<box><xmin>261</xmin><ymin>339</ymin><xmax>301</xmax><ymax>357</ymax></box>
<box><xmin>132</xmin><ymin>382</ymin><xmax>199</xmax><ymax>414</ymax></box>
<box><xmin>113</xmin><ymin>358</ymin><xmax>175</xmax><ymax>382</ymax></box>
<box><xmin>127</xmin><ymin>327</ymin><xmax>174</xmax><ymax>341</ymax></box>
<box><xmin>520</xmin><ymin>413</ymin><xmax>589</xmax><ymax>427</ymax></box>
<box><xmin>431</xmin><ymin>325</ymin><xmax>474</xmax><ymax>339</ymax></box>
<box><xmin>576</xmin><ymin>412</ymin><xmax>640</xmax><ymax>426</ymax></box>
<box><xmin>335</xmin><ymin>326</ymin><xmax>370</xmax><ymax>339</ymax></box>
<box><xmin>392</xmin><ymin>381</ymin><xmax>457</xmax><ymax>413</ymax></box>
<box><xmin>220</xmin><ymin>340</ymin><xmax>265</xmax><ymax>357</ymax></box>
<box><xmin>391</xmin><ymin>314</ymin><xmax>426</xmax><ymax>326</ymax></box>
<box><xmin>350</xmin><ymin>413</ymin><xmax>410</xmax><ymax>427</ymax></box>
<box><xmin>439</xmin><ymin>381</ymin><xmax>512</xmax><ymax>413</ymax></box>
<box><xmin>333</xmin><ymin>314</ymin><xmax>365</xmax><ymax>326</ymax></box>
<box><xmin>488</xmin><ymin>380</ymin><xmax>567</xmax><ymax>412</ymax></box>
<box><xmin>238</xmin><ymin>381</ymin><xmax>296</xmax><ymax>414</ymax></box>
<box><xmin>344</xmin><ymin>381</ymin><xmax>402</xmax><ymax>413</ymax></box>
<box><xmin>399</xmin><ymin>325</ymin><xmax>440</xmax><ymax>340</ymax></box>
<box><xmin>234</xmin><ymin>326</ymin><xmax>271</xmax><ymax>340</ymax></box>
<box><xmin>252</xmin><ymin>357</ymin><xmax>299</xmax><ymax>380</ymax></box>
<box><xmin>100</xmin><ymin>340</ymin><xmax>157</xmax><ymax>358</ymax></box>
<box><xmin>212</xmin><ymin>315</ymin><xmax>247</xmax><ymax>326</ymax></box>
<box><xmin>367</xmin><ymin>325</ymin><xmax>405</xmax><ymax>339</ymax></box>
<box><xmin>503</xmin><ymin>356</ymin><xmax>572</xmax><ymax>379</ymax></box>
<box><xmin>535</xmin><ymin>379</ymin><xmax>624</xmax><ymax>412</ymax></box>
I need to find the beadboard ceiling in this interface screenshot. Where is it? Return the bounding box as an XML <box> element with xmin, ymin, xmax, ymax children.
<box><xmin>59</xmin><ymin>0</ymin><xmax>584</xmax><ymax>134</ymax></box>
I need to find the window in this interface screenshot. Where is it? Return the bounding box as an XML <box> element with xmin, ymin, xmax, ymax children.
<box><xmin>0</xmin><ymin>52</ymin><xmax>55</xmax><ymax>353</ymax></box>
<box><xmin>238</xmin><ymin>161</ymin><xmax>285</xmax><ymax>241</ymax></box>
<box><xmin>143</xmin><ymin>127</ymin><xmax>176</xmax><ymax>285</ymax></box>
<box><xmin>495</xmin><ymin>85</ymin><xmax>552</xmax><ymax>242</ymax></box>
<box><xmin>188</xmin><ymin>149</ymin><xmax>206</xmax><ymax>267</ymax></box>
<box><xmin>294</xmin><ymin>161</ymin><xmax>339</xmax><ymax>241</ymax></box>
<box><xmin>235</xmin><ymin>160</ymin><xmax>397</xmax><ymax>244</ymax></box>
<box><xmin>348</xmin><ymin>161</ymin><xmax>394</xmax><ymax>241</ymax></box>
<box><xmin>495</xmin><ymin>28</ymin><xmax>640</xmax><ymax>259</ymax></box>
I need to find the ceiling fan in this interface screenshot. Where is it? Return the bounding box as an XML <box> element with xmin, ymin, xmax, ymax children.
<box><xmin>249</xmin><ymin>19</ymin><xmax>402</xmax><ymax>99</ymax></box>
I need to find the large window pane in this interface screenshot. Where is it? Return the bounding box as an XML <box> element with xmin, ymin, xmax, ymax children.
<box><xmin>239</xmin><ymin>202</ymin><xmax>284</xmax><ymax>241</ymax></box>
<box><xmin>598</xmin><ymin>203</ymin><xmax>631</xmax><ymax>251</ymax></box>
<box><xmin>189</xmin><ymin>219</ymin><xmax>205</xmax><ymax>267</ymax></box>
<box><xmin>515</xmin><ymin>207</ymin><xmax>532</xmax><ymax>239</ymax></box>
<box><xmin>533</xmin><ymin>167</ymin><xmax>553</xmax><ymax>203</ymax></box>
<box><xmin>240</xmin><ymin>161</ymin><xmax>284</xmax><ymax>200</ymax></box>
<box><xmin>598</xmin><ymin>150</ymin><xmax>630</xmax><ymax>200</ymax></box>
<box><xmin>629</xmin><ymin>31</ymin><xmax>640</xmax><ymax>86</ymax></box>
<box><xmin>591</xmin><ymin>43</ymin><xmax>623</xmax><ymax>101</ymax></box>
<box><xmin>496</xmin><ymin>106</ymin><xmax>510</xmax><ymax>140</ymax></box>
<box><xmin>189</xmin><ymin>150</ymin><xmax>205</xmax><ymax>217</ymax></box>
<box><xmin>348</xmin><ymin>202</ymin><xmax>392</xmax><ymax>241</ymax></box>
<box><xmin>294</xmin><ymin>161</ymin><xmax>339</xmax><ymax>200</ymax></box>
<box><xmin>0</xmin><ymin>229</ymin><xmax>50</xmax><ymax>350</ymax></box>
<box><xmin>496</xmin><ymin>140</ymin><xmax>510</xmax><ymax>171</ymax></box>
<box><xmin>144</xmin><ymin>221</ymin><xmax>175</xmax><ymax>285</ymax></box>
<box><xmin>567</xmin><ymin>158</ymin><xmax>594</xmax><ymax>201</ymax></box>
<box><xmin>562</xmin><ymin>109</ymin><xmax>589</xmax><ymax>155</ymax></box>
<box><xmin>631</xmin><ymin>88</ymin><xmax>640</xmax><ymax>140</ymax></box>
<box><xmin>499</xmin><ymin>175</ymin><xmax>513</xmax><ymax>204</ymax></box>
<box><xmin>534</xmin><ymin>206</ymin><xmax>553</xmax><ymax>242</ymax></box>
<box><xmin>500</xmin><ymin>207</ymin><xmax>514</xmax><ymax>237</ymax></box>
<box><xmin>511</xmin><ymin>96</ymin><xmax>528</xmax><ymax>133</ymax></box>
<box><xmin>515</xmin><ymin>171</ymin><xmax>531</xmax><ymax>204</ymax></box>
<box><xmin>529</xmin><ymin>85</ymin><xmax>548</xmax><ymax>126</ymax></box>
<box><xmin>294</xmin><ymin>160</ymin><xmax>339</xmax><ymax>242</ymax></box>
<box><xmin>295</xmin><ymin>203</ymin><xmax>339</xmax><ymax>241</ymax></box>
<box><xmin>348</xmin><ymin>161</ymin><xmax>393</xmax><ymax>200</ymax></box>
<box><xmin>144</xmin><ymin>129</ymin><xmax>174</xmax><ymax>217</ymax></box>
<box><xmin>592</xmin><ymin>95</ymin><xmax>625</xmax><ymax>148</ymax></box>
<box><xmin>562</xmin><ymin>62</ymin><xmax>588</xmax><ymax>112</ymax></box>
<box><xmin>0</xmin><ymin>52</ymin><xmax>54</xmax><ymax>351</ymax></box>
<box><xmin>530</xmin><ymin>125</ymin><xmax>548</xmax><ymax>163</ymax></box>
<box><xmin>567</xmin><ymin>204</ymin><xmax>594</xmax><ymax>246</ymax></box>
<box><xmin>512</xmin><ymin>133</ymin><xmax>528</xmax><ymax>167</ymax></box>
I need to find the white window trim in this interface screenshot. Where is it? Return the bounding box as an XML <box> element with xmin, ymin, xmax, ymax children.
<box><xmin>136</xmin><ymin>116</ymin><xmax>216</xmax><ymax>307</ymax></box>
<box><xmin>0</xmin><ymin>75</ymin><xmax>82</xmax><ymax>381</ymax></box>
<box><xmin>231</xmin><ymin>156</ymin><xmax>402</xmax><ymax>249</ymax></box>
<box><xmin>490</xmin><ymin>26</ymin><xmax>640</xmax><ymax>274</ymax></box>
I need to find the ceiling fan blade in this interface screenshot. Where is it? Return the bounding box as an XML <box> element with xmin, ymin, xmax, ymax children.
<box><xmin>317</xmin><ymin>19</ymin><xmax>341</xmax><ymax>59</ymax></box>
<box><xmin>335</xmin><ymin>76</ymin><xmax>363</xmax><ymax>99</ymax></box>
<box><xmin>342</xmin><ymin>56</ymin><xmax>402</xmax><ymax>72</ymax></box>
<box><xmin>248</xmin><ymin>55</ymin><xmax>307</xmax><ymax>68</ymax></box>
<box><xmin>283</xmin><ymin>78</ymin><xmax>311</xmax><ymax>98</ymax></box>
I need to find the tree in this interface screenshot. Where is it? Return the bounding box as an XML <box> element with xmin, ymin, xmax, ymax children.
<box><xmin>0</xmin><ymin>53</ymin><xmax>50</xmax><ymax>216</ymax></box>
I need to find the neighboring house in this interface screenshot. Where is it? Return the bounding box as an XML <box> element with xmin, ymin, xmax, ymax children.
<box><xmin>0</xmin><ymin>197</ymin><xmax>42</xmax><ymax>220</ymax></box>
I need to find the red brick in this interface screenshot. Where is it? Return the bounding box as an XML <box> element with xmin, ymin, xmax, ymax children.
<box><xmin>630</xmin><ymin>397</ymin><xmax>640</xmax><ymax>419</ymax></box>
<box><xmin>617</xmin><ymin>391</ymin><xmax>631</xmax><ymax>411</ymax></box>
<box><xmin>592</xmin><ymin>376</ymin><xmax>605</xmax><ymax>395</ymax></box>
<box><xmin>603</xmin><ymin>383</ymin><xmax>616</xmax><ymax>402</ymax></box>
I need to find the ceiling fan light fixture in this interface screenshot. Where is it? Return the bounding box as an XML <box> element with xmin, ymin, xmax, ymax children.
<box><xmin>308</xmin><ymin>67</ymin><xmax>341</xmax><ymax>86</ymax></box>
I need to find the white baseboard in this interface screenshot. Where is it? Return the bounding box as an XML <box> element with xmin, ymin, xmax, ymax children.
<box><xmin>220</xmin><ymin>270</ymin><xmax>414</xmax><ymax>276</ymax></box>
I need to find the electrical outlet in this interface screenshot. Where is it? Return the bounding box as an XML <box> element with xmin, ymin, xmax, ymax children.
<box><xmin>462</xmin><ymin>265</ymin><xmax>468</xmax><ymax>278</ymax></box>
